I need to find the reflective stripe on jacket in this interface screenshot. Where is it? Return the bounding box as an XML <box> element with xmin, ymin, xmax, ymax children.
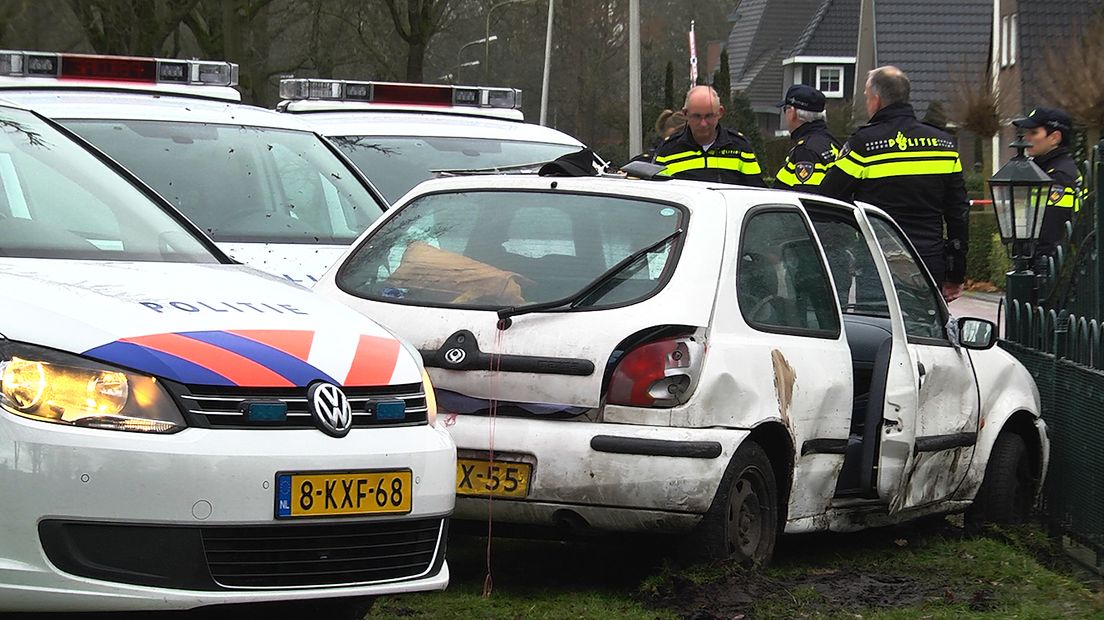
<box><xmin>774</xmin><ymin>119</ymin><xmax>841</xmax><ymax>190</ymax></box>
<box><xmin>653</xmin><ymin>125</ymin><xmax>765</xmax><ymax>187</ymax></box>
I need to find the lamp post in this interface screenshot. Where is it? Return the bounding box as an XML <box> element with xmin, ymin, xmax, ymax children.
<box><xmin>441</xmin><ymin>60</ymin><xmax>481</xmax><ymax>84</ymax></box>
<box><xmin>988</xmin><ymin>137</ymin><xmax>1054</xmax><ymax>313</ymax></box>
<box><xmin>484</xmin><ymin>0</ymin><xmax>533</xmax><ymax>84</ymax></box>
<box><xmin>456</xmin><ymin>36</ymin><xmax>495</xmax><ymax>83</ymax></box>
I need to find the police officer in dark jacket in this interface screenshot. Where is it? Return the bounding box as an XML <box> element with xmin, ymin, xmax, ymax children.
<box><xmin>654</xmin><ymin>85</ymin><xmax>765</xmax><ymax>187</ymax></box>
<box><xmin>774</xmin><ymin>84</ymin><xmax>841</xmax><ymax>191</ymax></box>
<box><xmin>1012</xmin><ymin>107</ymin><xmax>1082</xmax><ymax>258</ymax></box>
<box><xmin>821</xmin><ymin>66</ymin><xmax>969</xmax><ymax>302</ymax></box>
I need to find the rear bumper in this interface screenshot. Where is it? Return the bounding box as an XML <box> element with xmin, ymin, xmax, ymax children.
<box><xmin>445</xmin><ymin>414</ymin><xmax>749</xmax><ymax>532</ymax></box>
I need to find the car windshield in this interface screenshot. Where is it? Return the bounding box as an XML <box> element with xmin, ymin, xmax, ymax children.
<box><xmin>64</xmin><ymin>120</ymin><xmax>385</xmax><ymax>244</ymax></box>
<box><xmin>0</xmin><ymin>106</ymin><xmax>216</xmax><ymax>262</ymax></box>
<box><xmin>336</xmin><ymin>190</ymin><xmax>686</xmax><ymax>310</ymax></box>
<box><xmin>330</xmin><ymin>136</ymin><xmax>580</xmax><ymax>202</ymax></box>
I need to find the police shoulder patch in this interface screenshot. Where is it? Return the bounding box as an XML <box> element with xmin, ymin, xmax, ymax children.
<box><xmin>1050</xmin><ymin>185</ymin><xmax>1066</xmax><ymax>204</ymax></box>
<box><xmin>795</xmin><ymin>161</ymin><xmax>815</xmax><ymax>182</ymax></box>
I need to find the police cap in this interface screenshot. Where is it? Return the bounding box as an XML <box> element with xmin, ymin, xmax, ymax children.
<box><xmin>777</xmin><ymin>84</ymin><xmax>826</xmax><ymax>113</ymax></box>
<box><xmin>1013</xmin><ymin>107</ymin><xmax>1073</xmax><ymax>134</ymax></box>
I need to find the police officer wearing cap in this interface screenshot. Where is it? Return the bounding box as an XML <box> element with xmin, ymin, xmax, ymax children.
<box><xmin>774</xmin><ymin>84</ymin><xmax>841</xmax><ymax>191</ymax></box>
<box><xmin>1013</xmin><ymin>107</ymin><xmax>1083</xmax><ymax>258</ymax></box>
<box><xmin>653</xmin><ymin>85</ymin><xmax>765</xmax><ymax>187</ymax></box>
<box><xmin>821</xmin><ymin>66</ymin><xmax>969</xmax><ymax>302</ymax></box>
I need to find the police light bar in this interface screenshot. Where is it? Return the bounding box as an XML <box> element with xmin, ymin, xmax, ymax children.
<box><xmin>279</xmin><ymin>78</ymin><xmax>522</xmax><ymax>110</ymax></box>
<box><xmin>0</xmin><ymin>51</ymin><xmax>238</xmax><ymax>87</ymax></box>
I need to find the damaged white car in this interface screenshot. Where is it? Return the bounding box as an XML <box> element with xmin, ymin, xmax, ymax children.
<box><xmin>315</xmin><ymin>175</ymin><xmax>1047</xmax><ymax>565</ymax></box>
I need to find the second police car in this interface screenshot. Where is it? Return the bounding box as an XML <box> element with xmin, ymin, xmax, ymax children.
<box><xmin>0</xmin><ymin>50</ymin><xmax>390</xmax><ymax>285</ymax></box>
<box><xmin>0</xmin><ymin>98</ymin><xmax>453</xmax><ymax>612</ymax></box>
<box><xmin>275</xmin><ymin>77</ymin><xmax>588</xmax><ymax>203</ymax></box>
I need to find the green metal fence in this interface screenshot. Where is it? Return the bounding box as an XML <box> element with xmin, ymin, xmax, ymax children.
<box><xmin>1001</xmin><ymin>340</ymin><xmax>1104</xmax><ymax>571</ymax></box>
<box><xmin>1001</xmin><ymin>140</ymin><xmax>1104</xmax><ymax>572</ymax></box>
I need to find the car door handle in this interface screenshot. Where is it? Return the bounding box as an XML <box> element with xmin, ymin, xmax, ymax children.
<box><xmin>917</xmin><ymin>361</ymin><xmax>926</xmax><ymax>390</ymax></box>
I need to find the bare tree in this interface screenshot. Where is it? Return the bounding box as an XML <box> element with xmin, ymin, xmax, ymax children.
<box><xmin>1042</xmin><ymin>13</ymin><xmax>1104</xmax><ymax>145</ymax></box>
<box><xmin>66</xmin><ymin>0</ymin><xmax>201</xmax><ymax>55</ymax></box>
<box><xmin>381</xmin><ymin>0</ymin><xmax>458</xmax><ymax>82</ymax></box>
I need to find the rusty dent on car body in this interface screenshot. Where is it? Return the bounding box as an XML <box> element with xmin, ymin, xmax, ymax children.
<box><xmin>771</xmin><ymin>349</ymin><xmax>796</xmax><ymax>425</ymax></box>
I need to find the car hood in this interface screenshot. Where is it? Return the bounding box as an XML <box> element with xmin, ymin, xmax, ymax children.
<box><xmin>217</xmin><ymin>242</ymin><xmax>349</xmax><ymax>288</ymax></box>
<box><xmin>0</xmin><ymin>258</ymin><xmax>419</xmax><ymax>388</ymax></box>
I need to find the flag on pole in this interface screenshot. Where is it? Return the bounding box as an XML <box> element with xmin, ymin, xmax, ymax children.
<box><xmin>689</xmin><ymin>20</ymin><xmax>698</xmax><ymax>85</ymax></box>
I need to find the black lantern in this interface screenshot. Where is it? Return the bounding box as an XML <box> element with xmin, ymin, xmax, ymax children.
<box><xmin>988</xmin><ymin>138</ymin><xmax>1054</xmax><ymax>261</ymax></box>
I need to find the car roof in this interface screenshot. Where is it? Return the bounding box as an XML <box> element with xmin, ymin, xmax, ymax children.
<box><xmin>0</xmin><ymin>86</ymin><xmax>319</xmax><ymax>131</ymax></box>
<box><xmin>284</xmin><ymin>107</ymin><xmax>584</xmax><ymax>145</ymax></box>
<box><xmin>395</xmin><ymin>174</ymin><xmax>860</xmax><ymax>214</ymax></box>
<box><xmin>397</xmin><ymin>174</ymin><xmax>757</xmax><ymax>205</ymax></box>
<box><xmin>279</xmin><ymin>99</ymin><xmax>524</xmax><ymax>120</ymax></box>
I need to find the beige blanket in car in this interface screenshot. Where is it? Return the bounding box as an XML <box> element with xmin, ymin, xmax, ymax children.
<box><xmin>389</xmin><ymin>242</ymin><xmax>532</xmax><ymax>305</ymax></box>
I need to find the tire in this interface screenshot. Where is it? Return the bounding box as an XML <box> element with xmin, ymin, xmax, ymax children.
<box><xmin>690</xmin><ymin>440</ymin><xmax>780</xmax><ymax>566</ymax></box>
<box><xmin>968</xmin><ymin>432</ymin><xmax>1036</xmax><ymax>526</ymax></box>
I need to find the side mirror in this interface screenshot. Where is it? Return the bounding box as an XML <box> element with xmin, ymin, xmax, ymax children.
<box><xmin>957</xmin><ymin>317</ymin><xmax>997</xmax><ymax>350</ymax></box>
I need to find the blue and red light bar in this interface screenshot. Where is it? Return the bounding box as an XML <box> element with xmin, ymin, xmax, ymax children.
<box><xmin>279</xmin><ymin>78</ymin><xmax>522</xmax><ymax>110</ymax></box>
<box><xmin>0</xmin><ymin>51</ymin><xmax>238</xmax><ymax>87</ymax></box>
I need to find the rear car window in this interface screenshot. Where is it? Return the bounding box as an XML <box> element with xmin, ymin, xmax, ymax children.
<box><xmin>336</xmin><ymin>190</ymin><xmax>686</xmax><ymax>310</ymax></box>
<box><xmin>737</xmin><ymin>208</ymin><xmax>840</xmax><ymax>338</ymax></box>
<box><xmin>64</xmin><ymin>120</ymin><xmax>384</xmax><ymax>244</ymax></box>
<box><xmin>330</xmin><ymin>136</ymin><xmax>580</xmax><ymax>202</ymax></box>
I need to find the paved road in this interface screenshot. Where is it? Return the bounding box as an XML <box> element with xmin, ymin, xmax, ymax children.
<box><xmin>948</xmin><ymin>291</ymin><xmax>1002</xmax><ymax>330</ymax></box>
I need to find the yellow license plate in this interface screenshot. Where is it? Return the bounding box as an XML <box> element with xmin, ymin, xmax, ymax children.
<box><xmin>456</xmin><ymin>458</ymin><xmax>532</xmax><ymax>498</ymax></box>
<box><xmin>275</xmin><ymin>470</ymin><xmax>412</xmax><ymax>518</ymax></box>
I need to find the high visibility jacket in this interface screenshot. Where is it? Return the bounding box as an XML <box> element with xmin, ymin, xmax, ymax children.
<box><xmin>774</xmin><ymin>119</ymin><xmax>841</xmax><ymax>191</ymax></box>
<box><xmin>654</xmin><ymin>125</ymin><xmax>765</xmax><ymax>187</ymax></box>
<box><xmin>1034</xmin><ymin>147</ymin><xmax>1082</xmax><ymax>211</ymax></box>
<box><xmin>1034</xmin><ymin>146</ymin><xmax>1083</xmax><ymax>256</ymax></box>
<box><xmin>820</xmin><ymin>103</ymin><xmax>969</xmax><ymax>283</ymax></box>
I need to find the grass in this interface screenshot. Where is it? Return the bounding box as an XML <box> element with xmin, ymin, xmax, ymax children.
<box><xmin>366</xmin><ymin>520</ymin><xmax>1104</xmax><ymax>620</ymax></box>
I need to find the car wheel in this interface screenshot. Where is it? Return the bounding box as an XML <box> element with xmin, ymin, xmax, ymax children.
<box><xmin>691</xmin><ymin>440</ymin><xmax>779</xmax><ymax>566</ymax></box>
<box><xmin>968</xmin><ymin>432</ymin><xmax>1035</xmax><ymax>526</ymax></box>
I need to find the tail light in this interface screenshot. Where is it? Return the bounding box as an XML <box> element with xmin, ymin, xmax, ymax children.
<box><xmin>607</xmin><ymin>336</ymin><xmax>703</xmax><ymax>408</ymax></box>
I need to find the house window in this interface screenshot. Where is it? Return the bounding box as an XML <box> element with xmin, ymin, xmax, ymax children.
<box><xmin>816</xmin><ymin>66</ymin><xmax>844</xmax><ymax>98</ymax></box>
<box><xmin>1010</xmin><ymin>13</ymin><xmax>1018</xmax><ymax>66</ymax></box>
<box><xmin>1001</xmin><ymin>15</ymin><xmax>1010</xmax><ymax>68</ymax></box>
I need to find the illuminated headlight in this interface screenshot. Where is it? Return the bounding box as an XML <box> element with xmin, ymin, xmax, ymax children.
<box><xmin>421</xmin><ymin>369</ymin><xmax>438</xmax><ymax>427</ymax></box>
<box><xmin>0</xmin><ymin>343</ymin><xmax>185</xmax><ymax>434</ymax></box>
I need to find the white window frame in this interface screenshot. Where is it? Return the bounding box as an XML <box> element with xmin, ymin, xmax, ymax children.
<box><xmin>816</xmin><ymin>65</ymin><xmax>844</xmax><ymax>98</ymax></box>
<box><xmin>1001</xmin><ymin>15</ymin><xmax>1010</xmax><ymax>68</ymax></box>
<box><xmin>1010</xmin><ymin>13</ymin><xmax>1018</xmax><ymax>66</ymax></box>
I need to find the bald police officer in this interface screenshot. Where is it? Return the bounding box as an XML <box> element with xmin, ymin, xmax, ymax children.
<box><xmin>653</xmin><ymin>85</ymin><xmax>765</xmax><ymax>187</ymax></box>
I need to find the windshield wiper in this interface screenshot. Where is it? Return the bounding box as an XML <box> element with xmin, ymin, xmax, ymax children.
<box><xmin>496</xmin><ymin>228</ymin><xmax>684</xmax><ymax>329</ymax></box>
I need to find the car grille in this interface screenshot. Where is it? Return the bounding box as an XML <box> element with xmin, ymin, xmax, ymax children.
<box><xmin>202</xmin><ymin>517</ymin><xmax>446</xmax><ymax>588</ymax></box>
<box><xmin>176</xmin><ymin>383</ymin><xmax>428</xmax><ymax>428</ymax></box>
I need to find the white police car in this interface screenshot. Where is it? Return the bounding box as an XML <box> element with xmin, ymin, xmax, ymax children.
<box><xmin>315</xmin><ymin>172</ymin><xmax>1046</xmax><ymax>566</ymax></box>
<box><xmin>0</xmin><ymin>99</ymin><xmax>453</xmax><ymax>613</ymax></box>
<box><xmin>0</xmin><ymin>50</ymin><xmax>389</xmax><ymax>286</ymax></box>
<box><xmin>276</xmin><ymin>78</ymin><xmax>586</xmax><ymax>203</ymax></box>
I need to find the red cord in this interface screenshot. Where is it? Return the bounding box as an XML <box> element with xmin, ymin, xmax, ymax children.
<box><xmin>482</xmin><ymin>328</ymin><xmax>503</xmax><ymax>598</ymax></box>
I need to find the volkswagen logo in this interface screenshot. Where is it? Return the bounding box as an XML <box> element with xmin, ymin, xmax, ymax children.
<box><xmin>308</xmin><ymin>382</ymin><xmax>352</xmax><ymax>438</ymax></box>
<box><xmin>444</xmin><ymin>347</ymin><xmax>467</xmax><ymax>365</ymax></box>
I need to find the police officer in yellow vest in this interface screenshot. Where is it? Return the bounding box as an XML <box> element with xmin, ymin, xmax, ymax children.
<box><xmin>821</xmin><ymin>66</ymin><xmax>969</xmax><ymax>302</ymax></box>
<box><xmin>774</xmin><ymin>84</ymin><xmax>840</xmax><ymax>191</ymax></box>
<box><xmin>654</xmin><ymin>85</ymin><xmax>765</xmax><ymax>187</ymax></box>
<box><xmin>1012</xmin><ymin>107</ymin><xmax>1082</xmax><ymax>258</ymax></box>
